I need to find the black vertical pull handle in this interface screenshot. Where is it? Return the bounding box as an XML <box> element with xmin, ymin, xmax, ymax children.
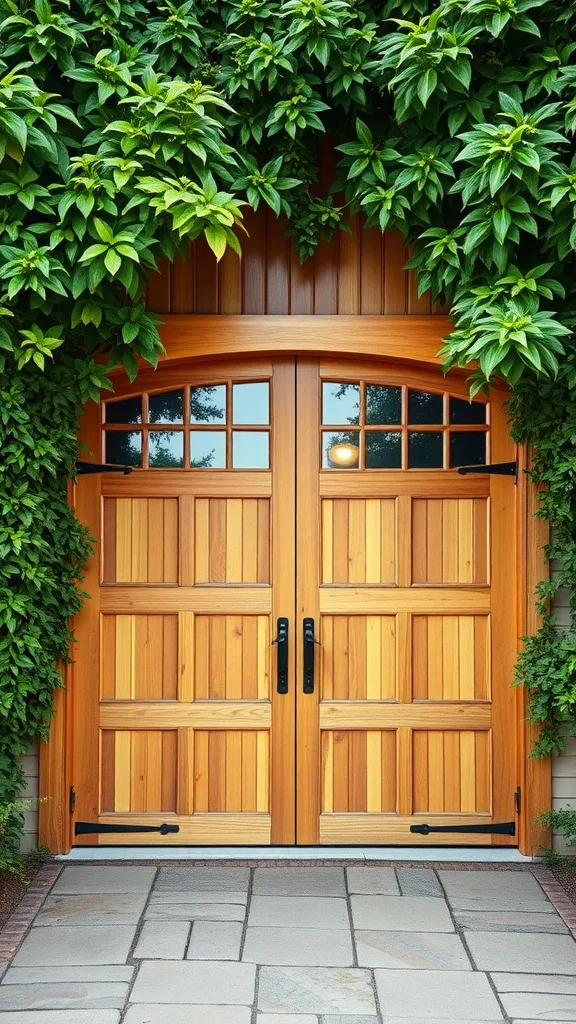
<box><xmin>272</xmin><ymin>617</ymin><xmax>289</xmax><ymax>693</ymax></box>
<box><xmin>303</xmin><ymin>617</ymin><xmax>319</xmax><ymax>694</ymax></box>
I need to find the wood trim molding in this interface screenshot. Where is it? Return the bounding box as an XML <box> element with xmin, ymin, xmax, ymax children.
<box><xmin>517</xmin><ymin>442</ymin><xmax>551</xmax><ymax>855</ymax></box>
<box><xmin>154</xmin><ymin>314</ymin><xmax>453</xmax><ymax>369</ymax></box>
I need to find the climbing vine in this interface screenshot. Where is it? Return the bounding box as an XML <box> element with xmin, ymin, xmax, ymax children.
<box><xmin>1</xmin><ymin>0</ymin><xmax>576</xmax><ymax>859</ymax></box>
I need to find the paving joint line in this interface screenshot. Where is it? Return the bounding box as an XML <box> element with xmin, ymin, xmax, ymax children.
<box><xmin>435</xmin><ymin>867</ymin><xmax>513</xmax><ymax>1024</ymax></box>
<box><xmin>0</xmin><ymin>862</ymin><xmax>61</xmax><ymax>968</ymax></box>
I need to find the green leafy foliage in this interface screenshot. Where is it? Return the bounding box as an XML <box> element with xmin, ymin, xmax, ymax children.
<box><xmin>1</xmin><ymin>0</ymin><xmax>576</xmax><ymax>841</ymax></box>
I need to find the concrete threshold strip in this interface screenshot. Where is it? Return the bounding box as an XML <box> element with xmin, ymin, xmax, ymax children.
<box><xmin>57</xmin><ymin>845</ymin><xmax>534</xmax><ymax>862</ymax></box>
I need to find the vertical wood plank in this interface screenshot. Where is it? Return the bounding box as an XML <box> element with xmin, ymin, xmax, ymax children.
<box><xmin>366</xmin><ymin>731</ymin><xmax>382</xmax><ymax>811</ymax></box>
<box><xmin>242</xmin><ymin>208</ymin><xmax>266</xmax><ymax>313</ymax></box>
<box><xmin>396</xmin><ymin>727</ymin><xmax>413</xmax><ymax>817</ymax></box>
<box><xmin>360</xmin><ymin>227</ymin><xmax>383</xmax><ymax>313</ymax></box>
<box><xmin>218</xmin><ymin>244</ymin><xmax>242</xmax><ymax>313</ymax></box>
<box><xmin>194</xmin><ymin>237</ymin><xmax>219</xmax><ymax>313</ymax></box>
<box><xmin>266</xmin><ymin>211</ymin><xmax>290</xmax><ymax>314</ymax></box>
<box><xmin>290</xmin><ymin>247</ymin><xmax>314</xmax><ymax>313</ymax></box>
<box><xmin>170</xmin><ymin>245</ymin><xmax>195</xmax><ymax>313</ymax></box>
<box><xmin>314</xmin><ymin>238</ymin><xmax>339</xmax><ymax>314</ymax></box>
<box><xmin>178</xmin><ymin>612</ymin><xmax>195</xmax><ymax>703</ymax></box>
<box><xmin>383</xmin><ymin>230</ymin><xmax>408</xmax><ymax>313</ymax></box>
<box><xmin>337</xmin><ymin>214</ymin><xmax>360</xmax><ymax>313</ymax></box>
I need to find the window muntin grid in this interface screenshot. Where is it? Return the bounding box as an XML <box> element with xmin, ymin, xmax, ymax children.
<box><xmin>103</xmin><ymin>381</ymin><xmax>271</xmax><ymax>469</ymax></box>
<box><xmin>321</xmin><ymin>381</ymin><xmax>488</xmax><ymax>470</ymax></box>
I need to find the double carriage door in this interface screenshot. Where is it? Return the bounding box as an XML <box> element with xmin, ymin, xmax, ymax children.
<box><xmin>72</xmin><ymin>355</ymin><xmax>518</xmax><ymax>846</ymax></box>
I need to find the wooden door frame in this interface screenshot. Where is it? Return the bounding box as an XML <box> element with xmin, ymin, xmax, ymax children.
<box><xmin>40</xmin><ymin>315</ymin><xmax>550</xmax><ymax>854</ymax></box>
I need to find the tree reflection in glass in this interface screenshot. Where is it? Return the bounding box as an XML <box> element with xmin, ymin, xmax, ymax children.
<box><xmin>105</xmin><ymin>431</ymin><xmax>142</xmax><ymax>466</ymax></box>
<box><xmin>149</xmin><ymin>431</ymin><xmax>184</xmax><ymax>468</ymax></box>
<box><xmin>190</xmin><ymin>430</ymin><xmax>226</xmax><ymax>468</ymax></box>
<box><xmin>149</xmin><ymin>390</ymin><xmax>184</xmax><ymax>424</ymax></box>
<box><xmin>190</xmin><ymin>385</ymin><xmax>226</xmax><ymax>424</ymax></box>
<box><xmin>322</xmin><ymin>383</ymin><xmax>360</xmax><ymax>425</ymax></box>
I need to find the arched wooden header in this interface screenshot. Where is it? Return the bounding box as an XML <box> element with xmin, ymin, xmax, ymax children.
<box><xmin>146</xmin><ymin>212</ymin><xmax>447</xmax><ymax>317</ymax></box>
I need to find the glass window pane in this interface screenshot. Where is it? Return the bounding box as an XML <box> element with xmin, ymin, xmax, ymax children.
<box><xmin>149</xmin><ymin>389</ymin><xmax>183</xmax><ymax>424</ymax></box>
<box><xmin>149</xmin><ymin>430</ymin><xmax>184</xmax><ymax>468</ymax></box>
<box><xmin>190</xmin><ymin>430</ymin><xmax>226</xmax><ymax>468</ymax></box>
<box><xmin>365</xmin><ymin>432</ymin><xmax>402</xmax><ymax>469</ymax></box>
<box><xmin>105</xmin><ymin>430</ymin><xmax>142</xmax><ymax>466</ymax></box>
<box><xmin>322</xmin><ymin>382</ymin><xmax>360</xmax><ymax>425</ymax></box>
<box><xmin>366</xmin><ymin>385</ymin><xmax>402</xmax><ymax>425</ymax></box>
<box><xmin>408</xmin><ymin>390</ymin><xmax>443</xmax><ymax>424</ymax></box>
<box><xmin>450</xmin><ymin>431</ymin><xmax>486</xmax><ymax>468</ymax></box>
<box><xmin>408</xmin><ymin>431</ymin><xmax>444</xmax><ymax>468</ymax></box>
<box><xmin>105</xmin><ymin>396</ymin><xmax>141</xmax><ymax>424</ymax></box>
<box><xmin>190</xmin><ymin>385</ymin><xmax>226</xmax><ymax>424</ymax></box>
<box><xmin>233</xmin><ymin>382</ymin><xmax>269</xmax><ymax>424</ymax></box>
<box><xmin>232</xmin><ymin>431</ymin><xmax>269</xmax><ymax>468</ymax></box>
<box><xmin>450</xmin><ymin>396</ymin><xmax>487</xmax><ymax>425</ymax></box>
<box><xmin>322</xmin><ymin>431</ymin><xmax>360</xmax><ymax>469</ymax></box>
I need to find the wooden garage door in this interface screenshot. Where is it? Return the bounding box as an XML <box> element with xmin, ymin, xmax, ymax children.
<box><xmin>72</xmin><ymin>358</ymin><xmax>296</xmax><ymax>845</ymax></box>
<box><xmin>72</xmin><ymin>355</ymin><xmax>518</xmax><ymax>846</ymax></box>
<box><xmin>296</xmin><ymin>358</ymin><xmax>518</xmax><ymax>845</ymax></box>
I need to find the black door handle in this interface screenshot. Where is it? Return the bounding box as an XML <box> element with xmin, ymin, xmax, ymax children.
<box><xmin>303</xmin><ymin>617</ymin><xmax>319</xmax><ymax>694</ymax></box>
<box><xmin>272</xmin><ymin>617</ymin><xmax>289</xmax><ymax>693</ymax></box>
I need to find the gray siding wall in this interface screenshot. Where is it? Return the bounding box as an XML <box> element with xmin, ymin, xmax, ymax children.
<box><xmin>551</xmin><ymin>583</ymin><xmax>576</xmax><ymax>853</ymax></box>
<box><xmin>19</xmin><ymin>739</ymin><xmax>39</xmax><ymax>853</ymax></box>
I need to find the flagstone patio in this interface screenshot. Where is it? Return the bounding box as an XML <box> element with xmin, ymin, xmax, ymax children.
<box><xmin>0</xmin><ymin>864</ymin><xmax>575</xmax><ymax>1022</ymax></box>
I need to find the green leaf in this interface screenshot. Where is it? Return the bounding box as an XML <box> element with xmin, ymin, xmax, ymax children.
<box><xmin>204</xmin><ymin>224</ymin><xmax>227</xmax><ymax>261</ymax></box>
<box><xmin>417</xmin><ymin>70</ymin><xmax>437</xmax><ymax>109</ymax></box>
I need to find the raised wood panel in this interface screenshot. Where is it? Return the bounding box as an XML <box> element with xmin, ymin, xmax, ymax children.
<box><xmin>412</xmin><ymin>498</ymin><xmax>489</xmax><ymax>584</ymax></box>
<box><xmin>194</xmin><ymin>615</ymin><xmax>270</xmax><ymax>700</ymax></box>
<box><xmin>100</xmin><ymin>729</ymin><xmax>177</xmax><ymax>813</ymax></box>
<box><xmin>100</xmin><ymin>615</ymin><xmax>178</xmax><ymax>700</ymax></box>
<box><xmin>194</xmin><ymin>730</ymin><xmax>269</xmax><ymax>812</ymax></box>
<box><xmin>321</xmin><ymin>499</ymin><xmax>396</xmax><ymax>584</ymax></box>
<box><xmin>412</xmin><ymin>730</ymin><xmax>491</xmax><ymax>813</ymax></box>
<box><xmin>322</xmin><ymin>730</ymin><xmax>397</xmax><ymax>812</ymax></box>
<box><xmin>103</xmin><ymin>498</ymin><xmax>178</xmax><ymax>584</ymax></box>
<box><xmin>321</xmin><ymin>616</ymin><xmax>396</xmax><ymax>700</ymax></box>
<box><xmin>194</xmin><ymin>498</ymin><xmax>270</xmax><ymax>583</ymax></box>
<box><xmin>412</xmin><ymin>615</ymin><xmax>490</xmax><ymax>701</ymax></box>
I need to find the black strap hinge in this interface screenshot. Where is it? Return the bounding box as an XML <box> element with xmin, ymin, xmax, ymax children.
<box><xmin>458</xmin><ymin>461</ymin><xmax>517</xmax><ymax>481</ymax></box>
<box><xmin>410</xmin><ymin>821</ymin><xmax>516</xmax><ymax>836</ymax></box>
<box><xmin>75</xmin><ymin>461</ymin><xmax>133</xmax><ymax>477</ymax></box>
<box><xmin>75</xmin><ymin>821</ymin><xmax>179</xmax><ymax>836</ymax></box>
<box><xmin>69</xmin><ymin>786</ymin><xmax>76</xmax><ymax>814</ymax></box>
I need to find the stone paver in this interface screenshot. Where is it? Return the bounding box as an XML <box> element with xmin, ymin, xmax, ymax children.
<box><xmin>145</xmin><ymin>900</ymin><xmax>246</xmax><ymax>921</ymax></box>
<box><xmin>501</xmin><ymin>992</ymin><xmax>576</xmax><ymax>1019</ymax></box>
<box><xmin>187</xmin><ymin>920</ymin><xmax>243</xmax><ymax>960</ymax></box>
<box><xmin>397</xmin><ymin>869</ymin><xmax>444</xmax><ymax>898</ymax></box>
<box><xmin>155</xmin><ymin>868</ymin><xmax>249</xmax><ymax>891</ymax></box>
<box><xmin>130</xmin><ymin>960</ymin><xmax>256</xmax><ymax>1004</ymax></box>
<box><xmin>465</xmin><ymin>930</ymin><xmax>576</xmax><ymax>973</ymax></box>
<box><xmin>0</xmin><ymin>1014</ymin><xmax>120</xmax><ymax>1023</ymax></box>
<box><xmin>2</xmin><ymin>967</ymin><xmax>134</xmax><ymax>984</ymax></box>
<box><xmin>1</xmin><ymin>865</ymin><xmax>575</xmax><ymax>1024</ymax></box>
<box><xmin>258</xmin><ymin>1016</ymin><xmax>318</xmax><ymax>1023</ymax></box>
<box><xmin>51</xmin><ymin>867</ymin><xmax>155</xmax><ymax>895</ymax></box>
<box><xmin>0</xmin><ymin>983</ymin><xmax>128</xmax><ymax>1011</ymax></box>
<box><xmin>243</xmin><ymin>926</ymin><xmax>353</xmax><ymax>966</ymax></box>
<box><xmin>258</xmin><ymin>967</ymin><xmax>377</xmax><ymax>1015</ymax></box>
<box><xmin>124</xmin><ymin>1007</ymin><xmax>251</xmax><ymax>1023</ymax></box>
<box><xmin>374</xmin><ymin>968</ymin><xmax>504</xmax><ymax>1020</ymax></box>
<box><xmin>150</xmin><ymin>889</ymin><xmax>248</xmax><ymax>904</ymax></box>
<box><xmin>351</xmin><ymin>895</ymin><xmax>454</xmax><ymax>932</ymax></box>
<box><xmin>346</xmin><ymin>868</ymin><xmax>400</xmax><ymax>895</ymax></box>
<box><xmin>355</xmin><ymin>931</ymin><xmax>471</xmax><ymax>970</ymax></box>
<box><xmin>254</xmin><ymin>868</ymin><xmax>346</xmax><ymax>896</ymax></box>
<box><xmin>249</xmin><ymin>896</ymin><xmax>349</xmax><ymax>929</ymax></box>
<box><xmin>134</xmin><ymin>921</ymin><xmax>189</xmax><ymax>959</ymax></box>
<box><xmin>491</xmin><ymin>973</ymin><xmax>576</xmax><ymax>994</ymax></box>
<box><xmin>12</xmin><ymin>926</ymin><xmax>135</xmax><ymax>967</ymax></box>
<box><xmin>36</xmin><ymin>893</ymin><xmax>147</xmax><ymax>926</ymax></box>
<box><xmin>455</xmin><ymin>909</ymin><xmax>568</xmax><ymax>932</ymax></box>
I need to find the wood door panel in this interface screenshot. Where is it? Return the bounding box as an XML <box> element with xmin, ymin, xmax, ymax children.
<box><xmin>73</xmin><ymin>357</ymin><xmax>295</xmax><ymax>846</ymax></box>
<box><xmin>297</xmin><ymin>357</ymin><xmax>518</xmax><ymax>846</ymax></box>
